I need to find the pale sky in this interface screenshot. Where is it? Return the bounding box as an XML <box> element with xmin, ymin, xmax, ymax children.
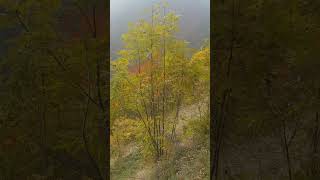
<box><xmin>110</xmin><ymin>0</ymin><xmax>210</xmax><ymax>58</ymax></box>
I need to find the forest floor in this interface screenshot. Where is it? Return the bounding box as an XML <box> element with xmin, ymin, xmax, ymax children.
<box><xmin>111</xmin><ymin>102</ymin><xmax>209</xmax><ymax>179</ymax></box>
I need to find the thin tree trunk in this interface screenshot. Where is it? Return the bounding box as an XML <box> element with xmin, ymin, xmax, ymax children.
<box><xmin>161</xmin><ymin>6</ymin><xmax>167</xmax><ymax>156</ymax></box>
<box><xmin>83</xmin><ymin>40</ymin><xmax>104</xmax><ymax>180</ymax></box>
<box><xmin>281</xmin><ymin>118</ymin><xmax>292</xmax><ymax>180</ymax></box>
<box><xmin>82</xmin><ymin>96</ymin><xmax>103</xmax><ymax>180</ymax></box>
<box><xmin>150</xmin><ymin>6</ymin><xmax>159</xmax><ymax>159</ymax></box>
<box><xmin>171</xmin><ymin>95</ymin><xmax>182</xmax><ymax>141</ymax></box>
<box><xmin>212</xmin><ymin>89</ymin><xmax>231</xmax><ymax>180</ymax></box>
<box><xmin>212</xmin><ymin>1</ymin><xmax>236</xmax><ymax>179</ymax></box>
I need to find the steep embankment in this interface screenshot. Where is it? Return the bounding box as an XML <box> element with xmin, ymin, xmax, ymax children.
<box><xmin>111</xmin><ymin>101</ymin><xmax>209</xmax><ymax>179</ymax></box>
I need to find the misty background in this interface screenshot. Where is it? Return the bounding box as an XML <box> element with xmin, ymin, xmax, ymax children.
<box><xmin>111</xmin><ymin>0</ymin><xmax>210</xmax><ymax>59</ymax></box>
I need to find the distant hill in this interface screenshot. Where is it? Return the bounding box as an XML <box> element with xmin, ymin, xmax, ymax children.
<box><xmin>111</xmin><ymin>0</ymin><xmax>210</xmax><ymax>59</ymax></box>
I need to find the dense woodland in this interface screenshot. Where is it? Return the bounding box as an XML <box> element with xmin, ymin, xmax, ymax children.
<box><xmin>1</xmin><ymin>0</ymin><xmax>320</xmax><ymax>179</ymax></box>
<box><xmin>110</xmin><ymin>3</ymin><xmax>210</xmax><ymax>179</ymax></box>
<box><xmin>0</xmin><ymin>0</ymin><xmax>108</xmax><ymax>179</ymax></box>
<box><xmin>212</xmin><ymin>0</ymin><xmax>320</xmax><ymax>179</ymax></box>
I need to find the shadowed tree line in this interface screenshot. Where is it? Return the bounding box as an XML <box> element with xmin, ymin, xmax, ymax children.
<box><xmin>0</xmin><ymin>0</ymin><xmax>109</xmax><ymax>179</ymax></box>
<box><xmin>212</xmin><ymin>0</ymin><xmax>320</xmax><ymax>179</ymax></box>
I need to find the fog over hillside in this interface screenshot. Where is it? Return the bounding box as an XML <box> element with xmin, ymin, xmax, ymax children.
<box><xmin>111</xmin><ymin>0</ymin><xmax>210</xmax><ymax>59</ymax></box>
